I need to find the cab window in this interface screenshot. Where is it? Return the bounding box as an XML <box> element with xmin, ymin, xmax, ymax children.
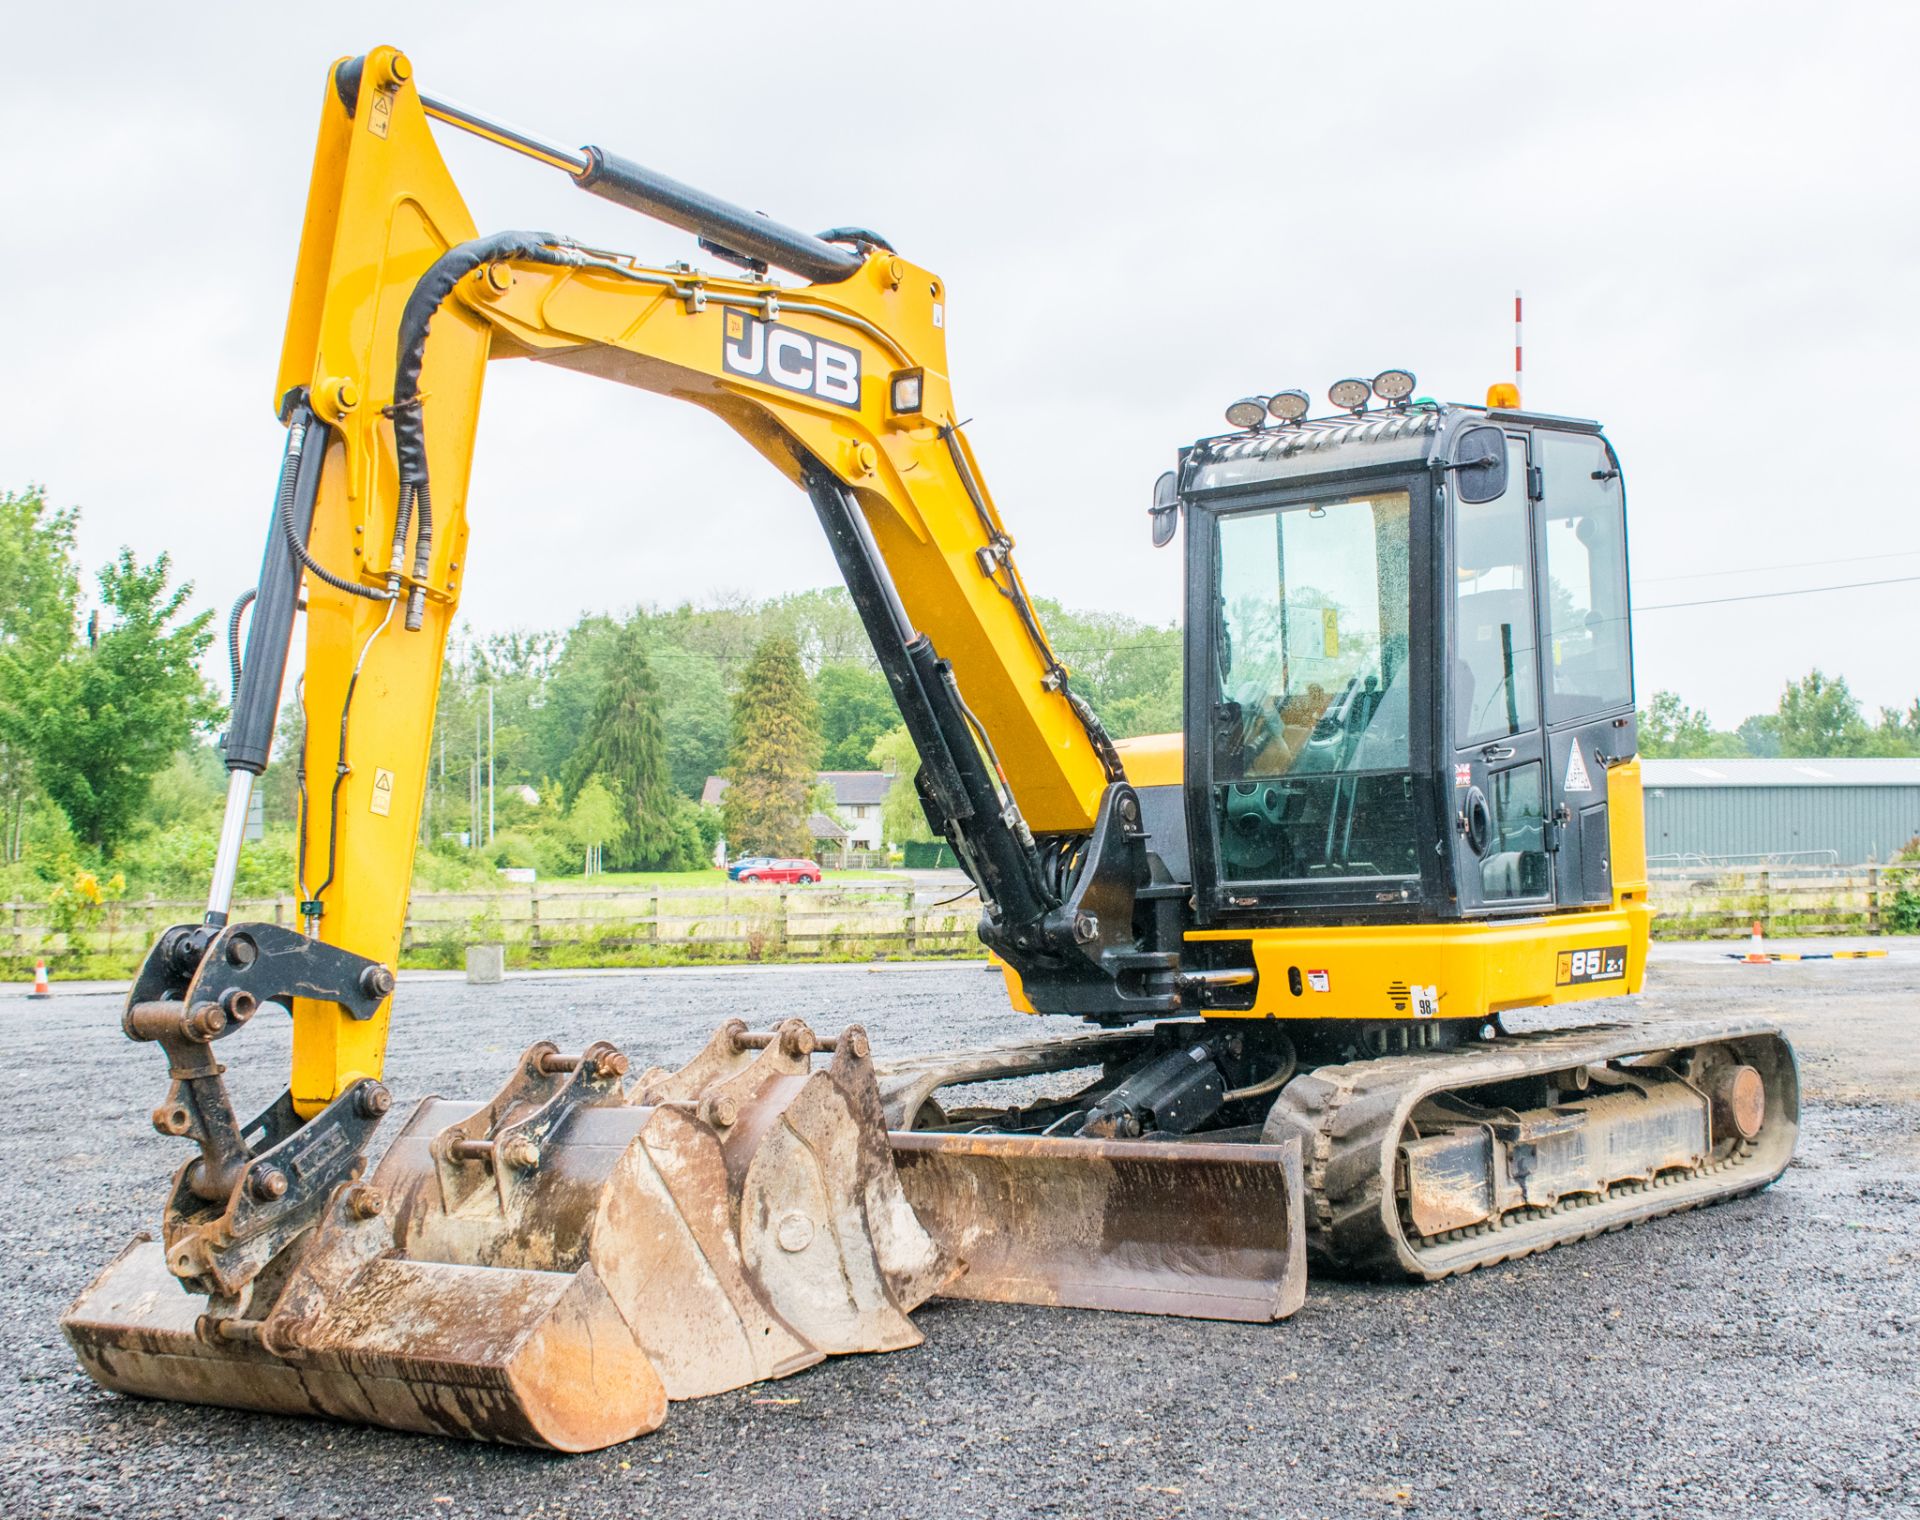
<box><xmin>1538</xmin><ymin>433</ymin><xmax>1632</xmax><ymax>723</ymax></box>
<box><xmin>1453</xmin><ymin>438</ymin><xmax>1539</xmax><ymax>745</ymax></box>
<box><xmin>1210</xmin><ymin>489</ymin><xmax>1416</xmax><ymax>883</ymax></box>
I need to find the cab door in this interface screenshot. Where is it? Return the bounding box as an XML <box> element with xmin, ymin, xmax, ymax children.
<box><xmin>1534</xmin><ymin>429</ymin><xmax>1636</xmax><ymax>907</ymax></box>
<box><xmin>1449</xmin><ymin>434</ymin><xmax>1554</xmax><ymax>913</ymax></box>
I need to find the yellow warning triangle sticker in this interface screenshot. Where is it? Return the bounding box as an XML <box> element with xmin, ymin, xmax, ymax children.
<box><xmin>1564</xmin><ymin>740</ymin><xmax>1593</xmax><ymax>793</ymax></box>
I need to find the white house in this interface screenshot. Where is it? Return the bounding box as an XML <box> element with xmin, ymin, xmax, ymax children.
<box><xmin>818</xmin><ymin>771</ymin><xmax>892</xmax><ymax>850</ymax></box>
<box><xmin>701</xmin><ymin>770</ymin><xmax>895</xmax><ymax>851</ymax></box>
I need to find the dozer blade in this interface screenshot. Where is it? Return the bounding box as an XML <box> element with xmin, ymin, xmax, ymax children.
<box><xmin>873</xmin><ymin>1032</ymin><xmax>1306</xmax><ymax>1323</ymax></box>
<box><xmin>891</xmin><ymin>1130</ymin><xmax>1306</xmax><ymax>1322</ymax></box>
<box><xmin>65</xmin><ymin>1021</ymin><xmax>952</xmax><ymax>1451</ymax></box>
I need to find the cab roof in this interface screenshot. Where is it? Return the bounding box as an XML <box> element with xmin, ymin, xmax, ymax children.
<box><xmin>1179</xmin><ymin>402</ymin><xmax>1603</xmax><ymax>498</ymax></box>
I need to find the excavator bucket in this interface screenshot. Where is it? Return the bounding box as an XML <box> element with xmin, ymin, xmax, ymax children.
<box><xmin>64</xmin><ymin>1021</ymin><xmax>953</xmax><ymax>1451</ymax></box>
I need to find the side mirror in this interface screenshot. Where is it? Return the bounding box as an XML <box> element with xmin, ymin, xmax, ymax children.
<box><xmin>1149</xmin><ymin>470</ymin><xmax>1180</xmax><ymax>547</ymax></box>
<box><xmin>1451</xmin><ymin>426</ymin><xmax>1508</xmax><ymax>505</ymax></box>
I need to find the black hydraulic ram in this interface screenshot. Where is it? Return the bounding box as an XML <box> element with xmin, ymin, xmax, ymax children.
<box><xmin>205</xmin><ymin>398</ymin><xmax>328</xmax><ymax>925</ymax></box>
<box><xmin>572</xmin><ymin>147</ymin><xmax>864</xmax><ymax>285</ymax></box>
<box><xmin>333</xmin><ymin>58</ymin><xmax>866</xmax><ymax>286</ymax></box>
<box><xmin>227</xmin><ymin>398</ymin><xmax>325</xmax><ymax>776</ymax></box>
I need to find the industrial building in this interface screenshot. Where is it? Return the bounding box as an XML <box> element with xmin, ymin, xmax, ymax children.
<box><xmin>1640</xmin><ymin>758</ymin><xmax>1920</xmax><ymax>867</ymax></box>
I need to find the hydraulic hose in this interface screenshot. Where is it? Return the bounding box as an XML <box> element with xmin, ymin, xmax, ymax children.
<box><xmin>390</xmin><ymin>231</ymin><xmax>592</xmax><ymax>488</ymax></box>
<box><xmin>285</xmin><ymin>482</ymin><xmax>393</xmax><ymax>604</ymax></box>
<box><xmin>388</xmin><ymin>232</ymin><xmax>595</xmax><ymax>628</ymax></box>
<box><xmin>226</xmin><ymin>589</ymin><xmax>255</xmax><ymax>704</ymax></box>
<box><xmin>1224</xmin><ymin>1040</ymin><xmax>1298</xmax><ymax>1104</ymax></box>
<box><xmin>938</xmin><ymin>425</ymin><xmax>1127</xmax><ymax>786</ymax></box>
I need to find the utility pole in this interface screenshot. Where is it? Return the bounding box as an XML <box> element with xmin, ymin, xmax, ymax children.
<box><xmin>487</xmin><ymin>685</ymin><xmax>496</xmax><ymax>845</ymax></box>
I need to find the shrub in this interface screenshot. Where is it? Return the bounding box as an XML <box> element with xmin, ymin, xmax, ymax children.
<box><xmin>1886</xmin><ymin>838</ymin><xmax>1920</xmax><ymax>935</ymax></box>
<box><xmin>489</xmin><ymin>830</ymin><xmax>542</xmax><ymax>870</ymax></box>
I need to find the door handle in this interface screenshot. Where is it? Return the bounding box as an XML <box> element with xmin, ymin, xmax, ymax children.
<box><xmin>1479</xmin><ymin>745</ymin><xmax>1516</xmax><ymax>762</ymax></box>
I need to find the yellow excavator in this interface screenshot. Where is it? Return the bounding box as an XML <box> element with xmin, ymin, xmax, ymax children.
<box><xmin>63</xmin><ymin>47</ymin><xmax>1798</xmax><ymax>1451</ymax></box>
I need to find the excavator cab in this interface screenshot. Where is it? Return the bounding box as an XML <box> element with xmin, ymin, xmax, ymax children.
<box><xmin>1176</xmin><ymin>399</ymin><xmax>1637</xmax><ymax>929</ymax></box>
<box><xmin>1107</xmin><ymin>393</ymin><xmax>1666</xmax><ymax>1037</ymax></box>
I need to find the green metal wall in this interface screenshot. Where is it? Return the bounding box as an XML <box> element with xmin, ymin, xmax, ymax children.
<box><xmin>1641</xmin><ymin>784</ymin><xmax>1920</xmax><ymax>866</ymax></box>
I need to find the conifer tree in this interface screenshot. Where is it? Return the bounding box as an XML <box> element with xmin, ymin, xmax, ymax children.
<box><xmin>564</xmin><ymin>623</ymin><xmax>678</xmax><ymax>869</ymax></box>
<box><xmin>722</xmin><ymin>635</ymin><xmax>821</xmax><ymax>857</ymax></box>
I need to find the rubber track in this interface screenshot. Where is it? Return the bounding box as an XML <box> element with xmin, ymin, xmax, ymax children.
<box><xmin>1261</xmin><ymin>1014</ymin><xmax>1800</xmax><ymax>1281</ymax></box>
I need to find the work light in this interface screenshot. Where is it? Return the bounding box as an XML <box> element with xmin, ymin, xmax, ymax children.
<box><xmin>889</xmin><ymin>368</ymin><xmax>925</xmax><ymax>416</ymax></box>
<box><xmin>1266</xmin><ymin>389</ymin><xmax>1311</xmax><ymax>423</ymax></box>
<box><xmin>1371</xmin><ymin>368</ymin><xmax>1416</xmax><ymax>403</ymax></box>
<box><xmin>1328</xmin><ymin>378</ymin><xmax>1371</xmax><ymax>412</ymax></box>
<box><xmin>1224</xmin><ymin>397</ymin><xmax>1269</xmax><ymax>430</ymax></box>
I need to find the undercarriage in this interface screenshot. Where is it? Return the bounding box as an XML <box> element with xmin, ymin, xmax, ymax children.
<box><xmin>65</xmin><ymin>999</ymin><xmax>1795</xmax><ymax>1450</ymax></box>
<box><xmin>876</xmin><ymin>1011</ymin><xmax>1798</xmax><ymax>1283</ymax></box>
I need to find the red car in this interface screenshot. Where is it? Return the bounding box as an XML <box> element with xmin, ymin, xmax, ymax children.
<box><xmin>734</xmin><ymin>857</ymin><xmax>822</xmax><ymax>884</ymax></box>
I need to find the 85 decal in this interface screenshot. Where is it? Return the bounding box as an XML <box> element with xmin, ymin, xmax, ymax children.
<box><xmin>1556</xmin><ymin>944</ymin><xmax>1627</xmax><ymax>986</ymax></box>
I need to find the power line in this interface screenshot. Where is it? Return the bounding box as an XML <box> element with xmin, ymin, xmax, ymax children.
<box><xmin>1634</xmin><ymin>574</ymin><xmax>1920</xmax><ymax>612</ymax></box>
<box><xmin>1637</xmin><ymin>547</ymin><xmax>1920</xmax><ymax>584</ymax></box>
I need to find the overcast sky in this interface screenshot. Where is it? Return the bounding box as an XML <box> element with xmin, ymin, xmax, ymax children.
<box><xmin>3</xmin><ymin>3</ymin><xmax>1914</xmax><ymax>727</ymax></box>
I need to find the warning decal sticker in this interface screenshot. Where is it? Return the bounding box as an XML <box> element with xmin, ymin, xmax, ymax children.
<box><xmin>370</xmin><ymin>768</ymin><xmax>395</xmax><ymax>817</ymax></box>
<box><xmin>1564</xmin><ymin>740</ymin><xmax>1594</xmax><ymax>793</ymax></box>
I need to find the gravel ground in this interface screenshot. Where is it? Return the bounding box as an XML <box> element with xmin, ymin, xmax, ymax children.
<box><xmin>5</xmin><ymin>950</ymin><xmax>1917</xmax><ymax>1519</ymax></box>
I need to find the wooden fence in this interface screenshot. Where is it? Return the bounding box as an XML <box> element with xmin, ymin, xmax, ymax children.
<box><xmin>6</xmin><ymin>863</ymin><xmax>1912</xmax><ymax>971</ymax></box>
<box><xmin>2</xmin><ymin>882</ymin><xmax>987</xmax><ymax>971</ymax></box>
<box><xmin>1647</xmin><ymin>861</ymin><xmax>1917</xmax><ymax>938</ymax></box>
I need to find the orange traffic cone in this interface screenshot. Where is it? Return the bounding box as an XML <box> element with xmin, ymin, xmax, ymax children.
<box><xmin>1741</xmin><ymin>920</ymin><xmax>1769</xmax><ymax>965</ymax></box>
<box><xmin>27</xmin><ymin>959</ymin><xmax>51</xmax><ymax>999</ymax></box>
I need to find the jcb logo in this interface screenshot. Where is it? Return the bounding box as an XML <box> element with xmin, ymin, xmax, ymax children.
<box><xmin>722</xmin><ymin>312</ymin><xmax>860</xmax><ymax>409</ymax></box>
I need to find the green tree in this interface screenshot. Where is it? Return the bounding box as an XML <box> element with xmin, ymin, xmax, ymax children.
<box><xmin>142</xmin><ymin>745</ymin><xmax>227</xmax><ymax>830</ymax></box>
<box><xmin>526</xmin><ymin>615</ymin><xmax>620</xmax><ymax>783</ymax></box>
<box><xmin>1736</xmin><ymin>712</ymin><xmax>1781</xmax><ymax>757</ymax></box>
<box><xmin>563</xmin><ymin>624</ymin><xmax>680</xmax><ymax>869</ymax></box>
<box><xmin>565</xmin><ymin>775</ymin><xmax>621</xmax><ymax>875</ymax></box>
<box><xmin>0</xmin><ymin>488</ymin><xmax>81</xmax><ymax>861</ymax></box>
<box><xmin>1033</xmin><ymin>599</ymin><xmax>1181</xmax><ymax>738</ymax></box>
<box><xmin>869</xmin><ymin>724</ymin><xmax>934</xmax><ymax>846</ymax></box>
<box><xmin>761</xmin><ymin>587</ymin><xmax>874</xmax><ymax>667</ymax></box>
<box><xmin>29</xmin><ymin>550</ymin><xmax>218</xmax><ymax>849</ymax></box>
<box><xmin>815</xmin><ymin>661</ymin><xmax>898</xmax><ymax>770</ymax></box>
<box><xmin>1776</xmin><ymin>669</ymin><xmax>1869</xmax><ymax>757</ymax></box>
<box><xmin>1865</xmin><ymin>699</ymin><xmax>1920</xmax><ymax>757</ymax></box>
<box><xmin>1638</xmin><ymin>690</ymin><xmax>1713</xmax><ymax>756</ymax></box>
<box><xmin>650</xmin><ymin>643</ymin><xmax>733</xmax><ymax>796</ymax></box>
<box><xmin>722</xmin><ymin>635</ymin><xmax>821</xmax><ymax>857</ymax></box>
<box><xmin>259</xmin><ymin>701</ymin><xmax>306</xmax><ymax>832</ymax></box>
<box><xmin>1636</xmin><ymin>691</ymin><xmax>1744</xmax><ymax>757</ymax></box>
